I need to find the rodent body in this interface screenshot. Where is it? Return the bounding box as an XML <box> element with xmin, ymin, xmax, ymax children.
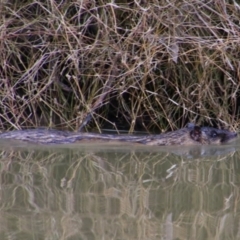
<box><xmin>0</xmin><ymin>124</ymin><xmax>237</xmax><ymax>146</ymax></box>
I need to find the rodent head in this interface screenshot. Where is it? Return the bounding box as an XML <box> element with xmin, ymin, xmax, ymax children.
<box><xmin>200</xmin><ymin>127</ymin><xmax>237</xmax><ymax>144</ymax></box>
<box><xmin>189</xmin><ymin>125</ymin><xmax>237</xmax><ymax>144</ymax></box>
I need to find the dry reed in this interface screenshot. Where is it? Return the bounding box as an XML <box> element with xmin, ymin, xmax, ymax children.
<box><xmin>0</xmin><ymin>0</ymin><xmax>239</xmax><ymax>132</ymax></box>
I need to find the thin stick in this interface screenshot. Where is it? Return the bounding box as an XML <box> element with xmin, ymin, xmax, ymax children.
<box><xmin>78</xmin><ymin>59</ymin><xmax>118</xmax><ymax>132</ymax></box>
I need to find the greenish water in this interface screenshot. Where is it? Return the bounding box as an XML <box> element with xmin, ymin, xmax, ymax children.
<box><xmin>0</xmin><ymin>141</ymin><xmax>240</xmax><ymax>240</ymax></box>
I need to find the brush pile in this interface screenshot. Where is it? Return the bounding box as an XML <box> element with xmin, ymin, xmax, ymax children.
<box><xmin>0</xmin><ymin>0</ymin><xmax>239</xmax><ymax>132</ymax></box>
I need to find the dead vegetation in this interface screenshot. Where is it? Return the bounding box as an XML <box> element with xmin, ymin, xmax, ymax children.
<box><xmin>0</xmin><ymin>0</ymin><xmax>239</xmax><ymax>132</ymax></box>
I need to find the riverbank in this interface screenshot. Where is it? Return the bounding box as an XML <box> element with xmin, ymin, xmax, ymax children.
<box><xmin>0</xmin><ymin>1</ymin><xmax>239</xmax><ymax>133</ymax></box>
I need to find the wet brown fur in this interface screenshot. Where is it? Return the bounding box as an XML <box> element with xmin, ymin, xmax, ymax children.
<box><xmin>142</xmin><ymin>125</ymin><xmax>237</xmax><ymax>146</ymax></box>
<box><xmin>0</xmin><ymin>124</ymin><xmax>237</xmax><ymax>146</ymax></box>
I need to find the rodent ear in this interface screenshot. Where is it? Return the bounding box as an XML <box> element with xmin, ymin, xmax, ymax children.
<box><xmin>190</xmin><ymin>126</ymin><xmax>202</xmax><ymax>142</ymax></box>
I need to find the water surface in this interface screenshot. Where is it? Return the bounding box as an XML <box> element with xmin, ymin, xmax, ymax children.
<box><xmin>0</xmin><ymin>140</ymin><xmax>240</xmax><ymax>240</ymax></box>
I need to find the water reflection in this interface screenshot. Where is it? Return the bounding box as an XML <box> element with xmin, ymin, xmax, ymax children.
<box><xmin>0</xmin><ymin>141</ymin><xmax>239</xmax><ymax>240</ymax></box>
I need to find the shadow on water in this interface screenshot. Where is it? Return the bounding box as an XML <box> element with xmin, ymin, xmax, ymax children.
<box><xmin>0</xmin><ymin>139</ymin><xmax>240</xmax><ymax>240</ymax></box>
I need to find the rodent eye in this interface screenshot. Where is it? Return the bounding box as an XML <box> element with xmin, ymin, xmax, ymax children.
<box><xmin>211</xmin><ymin>131</ymin><xmax>218</xmax><ymax>138</ymax></box>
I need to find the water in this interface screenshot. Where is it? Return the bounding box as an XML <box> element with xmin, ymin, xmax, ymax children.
<box><xmin>0</xmin><ymin>140</ymin><xmax>240</xmax><ymax>240</ymax></box>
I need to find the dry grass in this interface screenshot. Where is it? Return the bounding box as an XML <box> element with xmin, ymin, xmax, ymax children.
<box><xmin>0</xmin><ymin>0</ymin><xmax>239</xmax><ymax>132</ymax></box>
